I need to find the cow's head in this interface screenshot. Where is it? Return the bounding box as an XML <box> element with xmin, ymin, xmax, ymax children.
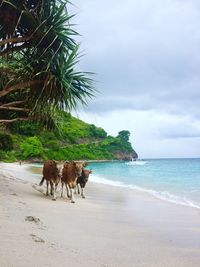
<box><xmin>56</xmin><ymin>173</ymin><xmax>61</xmax><ymax>185</ymax></box>
<box><xmin>83</xmin><ymin>169</ymin><xmax>92</xmax><ymax>182</ymax></box>
<box><xmin>73</xmin><ymin>162</ymin><xmax>84</xmax><ymax>177</ymax></box>
<box><xmin>55</xmin><ymin>167</ymin><xmax>61</xmax><ymax>185</ymax></box>
<box><xmin>83</xmin><ymin>162</ymin><xmax>88</xmax><ymax>167</ymax></box>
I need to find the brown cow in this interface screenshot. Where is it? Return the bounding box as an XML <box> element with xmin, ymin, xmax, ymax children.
<box><xmin>76</xmin><ymin>169</ymin><xmax>92</xmax><ymax>198</ymax></box>
<box><xmin>39</xmin><ymin>160</ymin><xmax>60</xmax><ymax>201</ymax></box>
<box><xmin>61</xmin><ymin>161</ymin><xmax>84</xmax><ymax>203</ymax></box>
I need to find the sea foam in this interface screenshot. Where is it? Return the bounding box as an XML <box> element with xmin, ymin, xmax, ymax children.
<box><xmin>91</xmin><ymin>174</ymin><xmax>200</xmax><ymax>209</ymax></box>
<box><xmin>125</xmin><ymin>161</ymin><xmax>147</xmax><ymax>166</ymax></box>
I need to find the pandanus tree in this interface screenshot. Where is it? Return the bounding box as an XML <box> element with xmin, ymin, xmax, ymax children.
<box><xmin>0</xmin><ymin>0</ymin><xmax>94</xmax><ymax>127</ymax></box>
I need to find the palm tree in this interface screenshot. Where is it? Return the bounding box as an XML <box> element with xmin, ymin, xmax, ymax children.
<box><xmin>0</xmin><ymin>0</ymin><xmax>94</xmax><ymax>127</ymax></box>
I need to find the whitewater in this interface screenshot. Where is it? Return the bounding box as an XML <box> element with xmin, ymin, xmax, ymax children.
<box><xmin>88</xmin><ymin>159</ymin><xmax>200</xmax><ymax>209</ymax></box>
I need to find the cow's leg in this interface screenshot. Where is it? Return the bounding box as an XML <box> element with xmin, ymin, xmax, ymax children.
<box><xmin>51</xmin><ymin>181</ymin><xmax>56</xmax><ymax>201</ymax></box>
<box><xmin>75</xmin><ymin>184</ymin><xmax>79</xmax><ymax>194</ymax></box>
<box><xmin>70</xmin><ymin>187</ymin><xmax>75</xmax><ymax>203</ymax></box>
<box><xmin>81</xmin><ymin>186</ymin><xmax>85</xmax><ymax>199</ymax></box>
<box><xmin>55</xmin><ymin>183</ymin><xmax>58</xmax><ymax>192</ymax></box>
<box><xmin>52</xmin><ymin>183</ymin><xmax>57</xmax><ymax>201</ymax></box>
<box><xmin>77</xmin><ymin>184</ymin><xmax>80</xmax><ymax>194</ymax></box>
<box><xmin>61</xmin><ymin>182</ymin><xmax>64</xmax><ymax>197</ymax></box>
<box><xmin>50</xmin><ymin>183</ymin><xmax>53</xmax><ymax>195</ymax></box>
<box><xmin>46</xmin><ymin>180</ymin><xmax>49</xmax><ymax>196</ymax></box>
<box><xmin>56</xmin><ymin>177</ymin><xmax>60</xmax><ymax>193</ymax></box>
<box><xmin>65</xmin><ymin>183</ymin><xmax>71</xmax><ymax>199</ymax></box>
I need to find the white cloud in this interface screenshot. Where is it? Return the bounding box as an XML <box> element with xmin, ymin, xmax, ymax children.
<box><xmin>71</xmin><ymin>0</ymin><xmax>200</xmax><ymax>157</ymax></box>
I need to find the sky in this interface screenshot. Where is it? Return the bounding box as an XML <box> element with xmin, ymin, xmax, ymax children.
<box><xmin>71</xmin><ymin>0</ymin><xmax>200</xmax><ymax>158</ymax></box>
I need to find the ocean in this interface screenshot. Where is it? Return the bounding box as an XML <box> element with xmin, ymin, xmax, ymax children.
<box><xmin>87</xmin><ymin>158</ymin><xmax>200</xmax><ymax>209</ymax></box>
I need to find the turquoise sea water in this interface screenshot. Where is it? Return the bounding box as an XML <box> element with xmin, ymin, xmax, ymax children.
<box><xmin>88</xmin><ymin>159</ymin><xmax>200</xmax><ymax>209</ymax></box>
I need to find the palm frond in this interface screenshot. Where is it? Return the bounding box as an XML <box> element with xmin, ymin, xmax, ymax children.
<box><xmin>0</xmin><ymin>0</ymin><xmax>95</xmax><ymax>128</ymax></box>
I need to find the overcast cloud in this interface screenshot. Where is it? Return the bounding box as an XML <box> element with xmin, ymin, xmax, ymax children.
<box><xmin>71</xmin><ymin>0</ymin><xmax>200</xmax><ymax>158</ymax></box>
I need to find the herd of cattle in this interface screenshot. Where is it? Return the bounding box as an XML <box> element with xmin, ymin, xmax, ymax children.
<box><xmin>39</xmin><ymin>160</ymin><xmax>92</xmax><ymax>203</ymax></box>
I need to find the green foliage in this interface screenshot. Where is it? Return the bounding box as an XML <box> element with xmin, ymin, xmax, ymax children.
<box><xmin>0</xmin><ymin>113</ymin><xmax>137</xmax><ymax>161</ymax></box>
<box><xmin>117</xmin><ymin>130</ymin><xmax>130</xmax><ymax>142</ymax></box>
<box><xmin>20</xmin><ymin>137</ymin><xmax>44</xmax><ymax>159</ymax></box>
<box><xmin>0</xmin><ymin>1</ymin><xmax>94</xmax><ymax>128</ymax></box>
<box><xmin>89</xmin><ymin>124</ymin><xmax>107</xmax><ymax>138</ymax></box>
<box><xmin>9</xmin><ymin>121</ymin><xmax>40</xmax><ymax>136</ymax></box>
<box><xmin>45</xmin><ymin>143</ymin><xmax>113</xmax><ymax>161</ymax></box>
<box><xmin>0</xmin><ymin>133</ymin><xmax>13</xmax><ymax>151</ymax></box>
<box><xmin>0</xmin><ymin>150</ymin><xmax>16</xmax><ymax>162</ymax></box>
<box><xmin>45</xmin><ymin>140</ymin><xmax>60</xmax><ymax>150</ymax></box>
<box><xmin>60</xmin><ymin>113</ymin><xmax>107</xmax><ymax>143</ymax></box>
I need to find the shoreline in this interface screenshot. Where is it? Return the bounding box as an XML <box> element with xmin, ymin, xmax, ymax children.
<box><xmin>0</xmin><ymin>163</ymin><xmax>200</xmax><ymax>267</ymax></box>
<box><xmin>0</xmin><ymin>159</ymin><xmax>123</xmax><ymax>164</ymax></box>
<box><xmin>0</xmin><ymin>159</ymin><xmax>123</xmax><ymax>165</ymax></box>
<box><xmin>11</xmin><ymin>161</ymin><xmax>200</xmax><ymax>210</ymax></box>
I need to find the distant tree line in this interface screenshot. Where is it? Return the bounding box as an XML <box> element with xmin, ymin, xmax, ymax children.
<box><xmin>0</xmin><ymin>115</ymin><xmax>137</xmax><ymax>162</ymax></box>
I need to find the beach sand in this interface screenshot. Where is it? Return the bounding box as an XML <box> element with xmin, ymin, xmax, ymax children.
<box><xmin>0</xmin><ymin>162</ymin><xmax>200</xmax><ymax>267</ymax></box>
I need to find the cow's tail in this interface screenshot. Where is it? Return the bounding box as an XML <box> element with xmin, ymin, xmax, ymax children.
<box><xmin>39</xmin><ymin>177</ymin><xmax>45</xmax><ymax>186</ymax></box>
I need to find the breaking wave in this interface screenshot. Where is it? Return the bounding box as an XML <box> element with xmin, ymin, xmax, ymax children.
<box><xmin>125</xmin><ymin>161</ymin><xmax>147</xmax><ymax>166</ymax></box>
<box><xmin>91</xmin><ymin>174</ymin><xmax>200</xmax><ymax>209</ymax></box>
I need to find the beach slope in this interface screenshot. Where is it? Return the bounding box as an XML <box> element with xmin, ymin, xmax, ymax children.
<box><xmin>0</xmin><ymin>163</ymin><xmax>200</xmax><ymax>267</ymax></box>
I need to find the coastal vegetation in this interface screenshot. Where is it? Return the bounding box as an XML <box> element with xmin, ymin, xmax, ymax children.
<box><xmin>0</xmin><ymin>0</ymin><xmax>93</xmax><ymax>127</ymax></box>
<box><xmin>0</xmin><ymin>113</ymin><xmax>138</xmax><ymax>162</ymax></box>
<box><xmin>0</xmin><ymin>1</ymin><xmax>137</xmax><ymax>162</ymax></box>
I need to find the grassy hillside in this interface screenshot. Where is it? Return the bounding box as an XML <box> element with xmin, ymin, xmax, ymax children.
<box><xmin>0</xmin><ymin>113</ymin><xmax>138</xmax><ymax>162</ymax></box>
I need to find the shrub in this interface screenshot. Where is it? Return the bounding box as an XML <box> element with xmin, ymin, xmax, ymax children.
<box><xmin>0</xmin><ymin>150</ymin><xmax>16</xmax><ymax>162</ymax></box>
<box><xmin>20</xmin><ymin>136</ymin><xmax>43</xmax><ymax>159</ymax></box>
<box><xmin>45</xmin><ymin>140</ymin><xmax>60</xmax><ymax>150</ymax></box>
<box><xmin>89</xmin><ymin>125</ymin><xmax>107</xmax><ymax>138</ymax></box>
<box><xmin>0</xmin><ymin>133</ymin><xmax>13</xmax><ymax>151</ymax></box>
<box><xmin>9</xmin><ymin>121</ymin><xmax>40</xmax><ymax>136</ymax></box>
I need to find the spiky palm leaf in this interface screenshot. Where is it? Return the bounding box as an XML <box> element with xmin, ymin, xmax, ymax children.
<box><xmin>0</xmin><ymin>0</ymin><xmax>94</xmax><ymax>128</ymax></box>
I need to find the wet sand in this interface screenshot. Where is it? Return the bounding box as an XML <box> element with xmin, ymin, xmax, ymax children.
<box><xmin>0</xmin><ymin>162</ymin><xmax>200</xmax><ymax>267</ymax></box>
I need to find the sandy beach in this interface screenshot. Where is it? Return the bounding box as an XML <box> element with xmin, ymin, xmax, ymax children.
<box><xmin>0</xmin><ymin>162</ymin><xmax>200</xmax><ymax>267</ymax></box>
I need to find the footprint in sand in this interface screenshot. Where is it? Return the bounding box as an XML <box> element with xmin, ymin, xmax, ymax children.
<box><xmin>25</xmin><ymin>216</ymin><xmax>47</xmax><ymax>230</ymax></box>
<box><xmin>30</xmin><ymin>234</ymin><xmax>45</xmax><ymax>243</ymax></box>
<box><xmin>10</xmin><ymin>193</ymin><xmax>18</xmax><ymax>196</ymax></box>
<box><xmin>19</xmin><ymin>201</ymin><xmax>26</xmax><ymax>205</ymax></box>
<box><xmin>25</xmin><ymin>216</ymin><xmax>40</xmax><ymax>224</ymax></box>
